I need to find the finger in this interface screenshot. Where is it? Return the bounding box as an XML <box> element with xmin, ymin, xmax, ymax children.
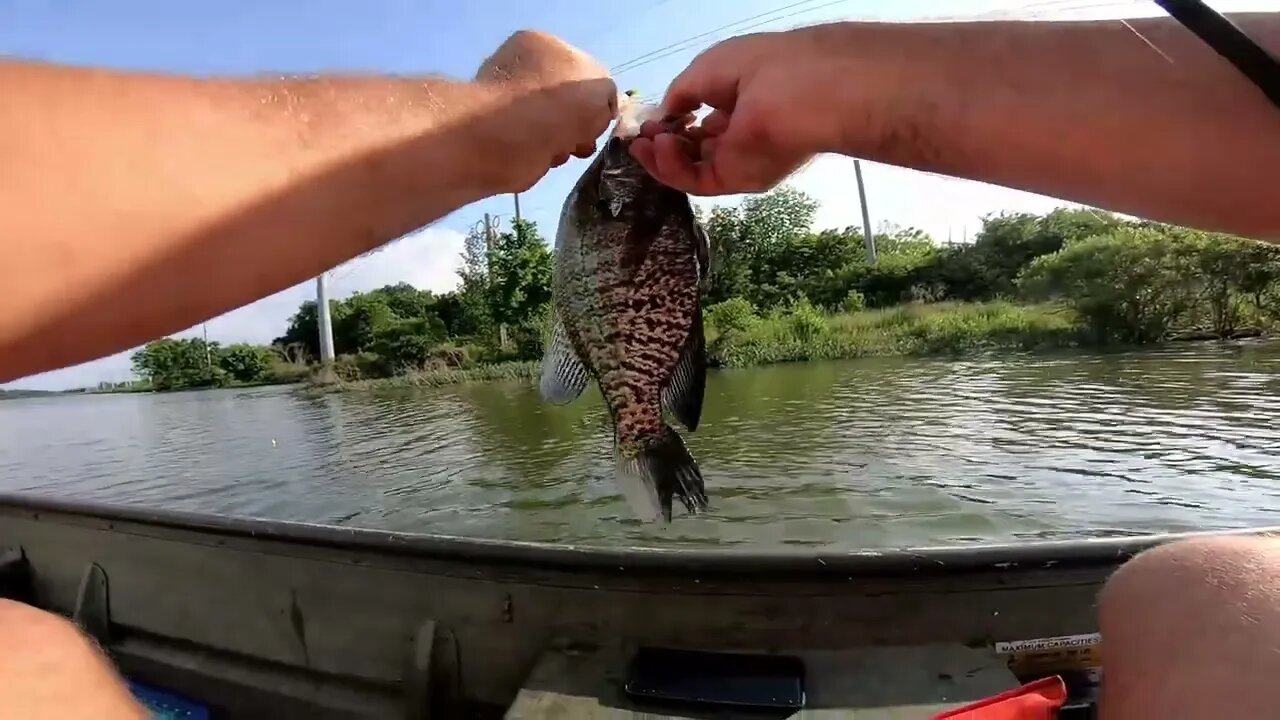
<box><xmin>637</xmin><ymin>119</ymin><xmax>665</xmax><ymax>140</ymax></box>
<box><xmin>700</xmin><ymin>110</ymin><xmax>731</xmax><ymax>138</ymax></box>
<box><xmin>661</xmin><ymin>111</ymin><xmax>697</xmax><ymax>130</ymax></box>
<box><xmin>651</xmin><ymin>133</ymin><xmax>700</xmax><ymax>192</ymax></box>
<box><xmin>571</xmin><ymin>142</ymin><xmax>596</xmax><ymax>159</ymax></box>
<box><xmin>551</xmin><ymin>152</ymin><xmax>570</xmax><ymax>168</ymax></box>
<box><xmin>661</xmin><ymin>52</ymin><xmax>739</xmax><ymax>117</ymax></box>
<box><xmin>607</xmin><ymin>89</ymin><xmax>620</xmax><ymax>120</ymax></box>
<box><xmin>674</xmin><ymin>132</ymin><xmax>701</xmax><ymax>162</ymax></box>
<box><xmin>629</xmin><ymin>136</ymin><xmax>657</xmax><ymax>171</ymax></box>
<box><xmin>700</xmin><ymin>135</ymin><xmax>720</xmax><ymax>170</ymax></box>
<box><xmin>652</xmin><ymin>132</ymin><xmax>724</xmax><ymax>196</ymax></box>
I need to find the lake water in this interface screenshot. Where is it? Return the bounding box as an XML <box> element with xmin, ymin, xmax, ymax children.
<box><xmin>3</xmin><ymin>342</ymin><xmax>1280</xmax><ymax>550</ymax></box>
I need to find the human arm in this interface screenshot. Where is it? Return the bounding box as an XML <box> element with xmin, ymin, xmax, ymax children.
<box><xmin>631</xmin><ymin>13</ymin><xmax>1280</xmax><ymax>240</ymax></box>
<box><xmin>0</xmin><ymin>31</ymin><xmax>615</xmax><ymax>384</ymax></box>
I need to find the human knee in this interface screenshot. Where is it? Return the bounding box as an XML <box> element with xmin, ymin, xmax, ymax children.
<box><xmin>0</xmin><ymin>598</ymin><xmax>95</xmax><ymax>652</ymax></box>
<box><xmin>1099</xmin><ymin>534</ymin><xmax>1280</xmax><ymax>649</ymax></box>
<box><xmin>1101</xmin><ymin>535</ymin><xmax>1280</xmax><ymax>614</ymax></box>
<box><xmin>1096</xmin><ymin>536</ymin><xmax>1280</xmax><ymax>719</ymax></box>
<box><xmin>0</xmin><ymin>599</ymin><xmax>145</xmax><ymax>719</ymax></box>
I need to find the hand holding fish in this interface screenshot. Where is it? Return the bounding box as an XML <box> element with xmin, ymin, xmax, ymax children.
<box><xmin>476</xmin><ymin>31</ymin><xmax>619</xmax><ymax>192</ymax></box>
<box><xmin>628</xmin><ymin>26</ymin><xmax>851</xmax><ymax>196</ymax></box>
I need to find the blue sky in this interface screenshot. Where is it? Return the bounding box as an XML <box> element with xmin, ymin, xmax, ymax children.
<box><xmin>1</xmin><ymin>0</ymin><xmax>1266</xmax><ymax>389</ymax></box>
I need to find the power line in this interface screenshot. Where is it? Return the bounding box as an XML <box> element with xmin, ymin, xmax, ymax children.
<box><xmin>576</xmin><ymin>0</ymin><xmax>676</xmax><ymax>50</ymax></box>
<box><xmin>613</xmin><ymin>0</ymin><xmax>854</xmax><ymax>79</ymax></box>
<box><xmin>609</xmin><ymin>0</ymin><xmax>829</xmax><ymax>74</ymax></box>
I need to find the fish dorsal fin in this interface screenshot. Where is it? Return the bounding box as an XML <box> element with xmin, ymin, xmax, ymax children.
<box><xmin>661</xmin><ymin>312</ymin><xmax>707</xmax><ymax>432</ymax></box>
<box><xmin>539</xmin><ymin>313</ymin><xmax>590</xmax><ymax>405</ymax></box>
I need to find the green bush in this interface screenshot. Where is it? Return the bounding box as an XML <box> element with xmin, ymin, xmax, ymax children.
<box><xmin>330</xmin><ymin>352</ymin><xmax>383</xmax><ymax>382</ymax></box>
<box><xmin>705</xmin><ymin>297</ymin><xmax>758</xmax><ymax>335</ymax></box>
<box><xmin>785</xmin><ymin>297</ymin><xmax>828</xmax><ymax>343</ymax></box>
<box><xmin>708</xmin><ymin>301</ymin><xmax>1083</xmax><ymax>367</ymax></box>
<box><xmin>841</xmin><ymin>289</ymin><xmax>866</xmax><ymax>313</ymax></box>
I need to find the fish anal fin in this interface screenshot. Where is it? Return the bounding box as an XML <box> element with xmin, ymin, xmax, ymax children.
<box><xmin>538</xmin><ymin>315</ymin><xmax>590</xmax><ymax>405</ymax></box>
<box><xmin>661</xmin><ymin>313</ymin><xmax>707</xmax><ymax>432</ymax></box>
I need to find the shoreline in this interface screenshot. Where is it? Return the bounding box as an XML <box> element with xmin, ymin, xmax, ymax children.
<box><xmin>12</xmin><ymin>331</ymin><xmax>1271</xmax><ymax>400</ymax></box>
<box><xmin>301</xmin><ymin>302</ymin><xmax>1276</xmax><ymax>394</ymax></box>
<box><xmin>26</xmin><ymin>300</ymin><xmax>1275</xmax><ymax>399</ymax></box>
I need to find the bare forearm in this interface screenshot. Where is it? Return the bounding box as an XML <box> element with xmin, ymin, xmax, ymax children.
<box><xmin>0</xmin><ymin>62</ymin><xmax>533</xmax><ymax>382</ymax></box>
<box><xmin>820</xmin><ymin>13</ymin><xmax>1280</xmax><ymax>239</ymax></box>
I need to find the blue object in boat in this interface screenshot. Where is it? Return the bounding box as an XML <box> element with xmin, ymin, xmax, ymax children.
<box><xmin>127</xmin><ymin>680</ymin><xmax>211</xmax><ymax>720</ymax></box>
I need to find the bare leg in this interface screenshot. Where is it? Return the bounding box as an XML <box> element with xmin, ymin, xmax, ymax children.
<box><xmin>1098</xmin><ymin>535</ymin><xmax>1280</xmax><ymax>719</ymax></box>
<box><xmin>0</xmin><ymin>599</ymin><xmax>146</xmax><ymax>720</ymax></box>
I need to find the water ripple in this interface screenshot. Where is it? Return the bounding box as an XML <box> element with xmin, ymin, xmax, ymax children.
<box><xmin>3</xmin><ymin>342</ymin><xmax>1280</xmax><ymax>549</ymax></box>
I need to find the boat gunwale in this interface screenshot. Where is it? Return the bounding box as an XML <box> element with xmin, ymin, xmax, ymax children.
<box><xmin>3</xmin><ymin>492</ymin><xmax>1274</xmax><ymax>579</ymax></box>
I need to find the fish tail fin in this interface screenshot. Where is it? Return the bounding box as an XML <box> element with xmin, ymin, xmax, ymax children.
<box><xmin>614</xmin><ymin>425</ymin><xmax>708</xmax><ymax>523</ymax></box>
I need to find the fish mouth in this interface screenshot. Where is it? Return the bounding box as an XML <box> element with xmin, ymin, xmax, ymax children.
<box><xmin>599</xmin><ymin>135</ymin><xmax>641</xmax><ymax>170</ymax></box>
<box><xmin>604</xmin><ymin>135</ymin><xmax>631</xmax><ymax>155</ymax></box>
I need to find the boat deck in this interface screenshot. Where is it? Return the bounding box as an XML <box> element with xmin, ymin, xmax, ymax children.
<box><xmin>2</xmin><ymin>494</ymin><xmax>1253</xmax><ymax>718</ymax></box>
<box><xmin>506</xmin><ymin>642</ymin><xmax>1018</xmax><ymax>719</ymax></box>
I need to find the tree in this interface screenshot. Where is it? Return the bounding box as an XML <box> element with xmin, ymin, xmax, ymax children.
<box><xmin>373</xmin><ymin>282</ymin><xmax>436</xmax><ymax>319</ymax></box>
<box><xmin>369</xmin><ymin>316</ymin><xmax>448</xmax><ymax>373</ymax></box>
<box><xmin>1019</xmin><ymin>227</ymin><xmax>1202</xmax><ymax>343</ymax></box>
<box><xmin>704</xmin><ymin>205</ymin><xmax>748</xmax><ymax>304</ymax></box>
<box><xmin>946</xmin><ymin>208</ymin><xmax>1124</xmax><ymax>301</ymax></box>
<box><xmin>486</xmin><ymin>218</ymin><xmax>553</xmax><ymax>331</ymax></box>
<box><xmin>131</xmin><ymin>338</ymin><xmax>227</xmax><ymax>391</ymax></box>
<box><xmin>737</xmin><ymin>185</ymin><xmax>818</xmax><ymax>248</ymax></box>
<box><xmin>218</xmin><ymin>343</ymin><xmax>273</xmax><ymax>384</ymax></box>
<box><xmin>273</xmin><ymin>299</ymin><xmax>344</xmax><ymax>361</ymax></box>
<box><xmin>455</xmin><ymin>224</ymin><xmax>495</xmax><ymax>338</ymax></box>
<box><xmin>334</xmin><ymin>292</ymin><xmax>396</xmax><ymax>354</ymax></box>
<box><xmin>1236</xmin><ymin>241</ymin><xmax>1280</xmax><ymax>322</ymax></box>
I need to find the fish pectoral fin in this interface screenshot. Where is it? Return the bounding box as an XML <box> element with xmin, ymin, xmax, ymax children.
<box><xmin>661</xmin><ymin>312</ymin><xmax>707</xmax><ymax>432</ymax></box>
<box><xmin>539</xmin><ymin>316</ymin><xmax>590</xmax><ymax>405</ymax></box>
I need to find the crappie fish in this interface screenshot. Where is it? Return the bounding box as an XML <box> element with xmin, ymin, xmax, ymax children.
<box><xmin>538</xmin><ymin>98</ymin><xmax>711</xmax><ymax>523</ymax></box>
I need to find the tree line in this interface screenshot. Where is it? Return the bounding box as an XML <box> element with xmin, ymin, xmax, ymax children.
<box><xmin>129</xmin><ymin>186</ymin><xmax>1280</xmax><ymax>390</ymax></box>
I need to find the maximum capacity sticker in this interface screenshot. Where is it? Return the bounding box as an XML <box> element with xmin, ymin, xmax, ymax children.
<box><xmin>994</xmin><ymin>633</ymin><xmax>1101</xmax><ymax>654</ymax></box>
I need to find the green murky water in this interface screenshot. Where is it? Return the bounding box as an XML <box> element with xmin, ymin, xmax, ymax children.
<box><xmin>4</xmin><ymin>342</ymin><xmax>1279</xmax><ymax>549</ymax></box>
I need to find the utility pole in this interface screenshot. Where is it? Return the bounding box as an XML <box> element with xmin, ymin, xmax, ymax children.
<box><xmin>513</xmin><ymin>193</ymin><xmax>522</xmax><ymax>225</ymax></box>
<box><xmin>854</xmin><ymin>158</ymin><xmax>877</xmax><ymax>266</ymax></box>
<box><xmin>483</xmin><ymin>212</ymin><xmax>495</xmax><ymax>259</ymax></box>
<box><xmin>202</xmin><ymin>323</ymin><xmax>211</xmax><ymax>367</ymax></box>
<box><xmin>483</xmin><ymin>213</ymin><xmax>509</xmax><ymax>350</ymax></box>
<box><xmin>316</xmin><ymin>273</ymin><xmax>335</xmax><ymax>366</ymax></box>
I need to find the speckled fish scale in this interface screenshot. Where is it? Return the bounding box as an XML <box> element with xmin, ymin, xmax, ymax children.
<box><xmin>538</xmin><ymin>108</ymin><xmax>711</xmax><ymax>523</ymax></box>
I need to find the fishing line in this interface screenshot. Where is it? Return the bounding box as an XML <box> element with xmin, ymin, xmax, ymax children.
<box><xmin>1153</xmin><ymin>0</ymin><xmax>1280</xmax><ymax>110</ymax></box>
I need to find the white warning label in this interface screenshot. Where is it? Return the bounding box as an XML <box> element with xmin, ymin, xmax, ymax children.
<box><xmin>994</xmin><ymin>633</ymin><xmax>1101</xmax><ymax>654</ymax></box>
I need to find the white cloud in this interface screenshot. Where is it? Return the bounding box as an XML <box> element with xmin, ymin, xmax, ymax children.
<box><xmin>3</xmin><ymin>226</ymin><xmax>467</xmax><ymax>391</ymax></box>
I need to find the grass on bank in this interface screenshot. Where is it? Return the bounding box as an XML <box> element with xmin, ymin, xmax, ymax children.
<box><xmin>313</xmin><ymin>300</ymin><xmax>1087</xmax><ymax>391</ymax></box>
<box><xmin>704</xmin><ymin>299</ymin><xmax>1084</xmax><ymax>368</ymax></box>
<box><xmin>306</xmin><ymin>360</ymin><xmax>539</xmax><ymax>393</ymax></box>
